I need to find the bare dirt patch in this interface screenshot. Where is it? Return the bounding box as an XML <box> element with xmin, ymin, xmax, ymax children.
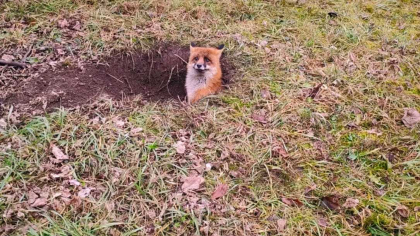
<box><xmin>0</xmin><ymin>43</ymin><xmax>234</xmax><ymax>115</ymax></box>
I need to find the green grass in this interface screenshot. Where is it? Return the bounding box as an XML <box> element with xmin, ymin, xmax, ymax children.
<box><xmin>1</xmin><ymin>0</ymin><xmax>420</xmax><ymax>235</ymax></box>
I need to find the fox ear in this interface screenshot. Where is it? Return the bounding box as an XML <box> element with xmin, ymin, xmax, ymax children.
<box><xmin>190</xmin><ymin>42</ymin><xmax>196</xmax><ymax>48</ymax></box>
<box><xmin>217</xmin><ymin>44</ymin><xmax>224</xmax><ymax>50</ymax></box>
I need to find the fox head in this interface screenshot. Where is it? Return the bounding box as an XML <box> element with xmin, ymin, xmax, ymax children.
<box><xmin>188</xmin><ymin>43</ymin><xmax>224</xmax><ymax>73</ymax></box>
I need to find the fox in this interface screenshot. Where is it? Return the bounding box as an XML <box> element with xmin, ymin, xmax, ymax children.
<box><xmin>185</xmin><ymin>43</ymin><xmax>224</xmax><ymax>104</ymax></box>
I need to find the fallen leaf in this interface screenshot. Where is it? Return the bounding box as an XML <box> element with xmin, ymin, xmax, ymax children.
<box><xmin>211</xmin><ymin>184</ymin><xmax>229</xmax><ymax>200</ymax></box>
<box><xmin>317</xmin><ymin>217</ymin><xmax>329</xmax><ymax>227</ymax></box>
<box><xmin>402</xmin><ymin>108</ymin><xmax>420</xmax><ymax>128</ymax></box>
<box><xmin>51</xmin><ymin>144</ymin><xmax>69</xmax><ymax>161</ymax></box>
<box><xmin>56</xmin><ymin>48</ymin><xmax>65</xmax><ymax>55</ymax></box>
<box><xmin>130</xmin><ymin>127</ymin><xmax>143</xmax><ymax>136</ymax></box>
<box><xmin>78</xmin><ymin>188</ymin><xmax>93</xmax><ymax>199</ymax></box>
<box><xmin>174</xmin><ymin>141</ymin><xmax>186</xmax><ymax>154</ymax></box>
<box><xmin>343</xmin><ymin>198</ymin><xmax>359</xmax><ymax>208</ymax></box>
<box><xmin>258</xmin><ymin>40</ymin><xmax>268</xmax><ymax>47</ymax></box>
<box><xmin>277</xmin><ymin>219</ymin><xmax>287</xmax><ymax>232</ymax></box>
<box><xmin>69</xmin><ymin>179</ymin><xmax>81</xmax><ymax>186</ymax></box>
<box><xmin>261</xmin><ymin>89</ymin><xmax>271</xmax><ymax>99</ymax></box>
<box><xmin>251</xmin><ymin>111</ymin><xmax>268</xmax><ymax>124</ymax></box>
<box><xmin>72</xmin><ymin>21</ymin><xmax>81</xmax><ymax>31</ymax></box>
<box><xmin>304</xmin><ymin>184</ymin><xmax>317</xmax><ymax>194</ymax></box>
<box><xmin>308</xmin><ymin>83</ymin><xmax>323</xmax><ymax>99</ymax></box>
<box><xmin>30</xmin><ymin>198</ymin><xmax>47</xmax><ymax>207</ymax></box>
<box><xmin>273</xmin><ymin>143</ymin><xmax>288</xmax><ymax>158</ymax></box>
<box><xmin>396</xmin><ymin>205</ymin><xmax>409</xmax><ymax>218</ymax></box>
<box><xmin>50</xmin><ymin>165</ymin><xmax>72</xmax><ymax>179</ymax></box>
<box><xmin>281</xmin><ymin>197</ymin><xmax>303</xmax><ymax>207</ymax></box>
<box><xmin>1</xmin><ymin>54</ymin><xmax>15</xmax><ymax>61</ymax></box>
<box><xmin>58</xmin><ymin>19</ymin><xmax>69</xmax><ymax>28</ymax></box>
<box><xmin>321</xmin><ymin>195</ymin><xmax>340</xmax><ymax>210</ymax></box>
<box><xmin>366</xmin><ymin>129</ymin><xmax>382</xmax><ymax>136</ymax></box>
<box><xmin>112</xmin><ymin>117</ymin><xmax>125</xmax><ymax>128</ymax></box>
<box><xmin>181</xmin><ymin>174</ymin><xmax>205</xmax><ymax>193</ymax></box>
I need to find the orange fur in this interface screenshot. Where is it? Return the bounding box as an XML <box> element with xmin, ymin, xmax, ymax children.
<box><xmin>185</xmin><ymin>45</ymin><xmax>223</xmax><ymax>104</ymax></box>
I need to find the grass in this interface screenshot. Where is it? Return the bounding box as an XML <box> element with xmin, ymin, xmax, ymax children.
<box><xmin>1</xmin><ymin>0</ymin><xmax>420</xmax><ymax>235</ymax></box>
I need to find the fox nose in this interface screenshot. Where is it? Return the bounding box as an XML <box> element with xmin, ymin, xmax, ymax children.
<box><xmin>196</xmin><ymin>64</ymin><xmax>202</xmax><ymax>69</ymax></box>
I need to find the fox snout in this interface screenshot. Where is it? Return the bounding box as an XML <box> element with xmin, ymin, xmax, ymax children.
<box><xmin>193</xmin><ymin>63</ymin><xmax>207</xmax><ymax>71</ymax></box>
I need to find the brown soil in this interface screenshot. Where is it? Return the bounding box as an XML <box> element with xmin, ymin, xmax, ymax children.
<box><xmin>0</xmin><ymin>43</ymin><xmax>234</xmax><ymax>115</ymax></box>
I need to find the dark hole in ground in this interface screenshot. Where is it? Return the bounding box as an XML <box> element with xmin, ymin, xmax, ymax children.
<box><xmin>0</xmin><ymin>43</ymin><xmax>234</xmax><ymax>115</ymax></box>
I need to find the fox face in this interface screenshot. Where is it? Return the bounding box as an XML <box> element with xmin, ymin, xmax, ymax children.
<box><xmin>188</xmin><ymin>43</ymin><xmax>224</xmax><ymax>74</ymax></box>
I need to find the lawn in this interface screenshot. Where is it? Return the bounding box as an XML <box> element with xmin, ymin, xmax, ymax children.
<box><xmin>1</xmin><ymin>0</ymin><xmax>420</xmax><ymax>235</ymax></box>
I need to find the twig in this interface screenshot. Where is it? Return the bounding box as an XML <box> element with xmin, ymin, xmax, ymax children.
<box><xmin>124</xmin><ymin>77</ymin><xmax>133</xmax><ymax>94</ymax></box>
<box><xmin>174</xmin><ymin>54</ymin><xmax>187</xmax><ymax>64</ymax></box>
<box><xmin>156</xmin><ymin>66</ymin><xmax>175</xmax><ymax>94</ymax></box>
<box><xmin>148</xmin><ymin>53</ymin><xmax>154</xmax><ymax>83</ymax></box>
<box><xmin>106</xmin><ymin>73</ymin><xmax>124</xmax><ymax>83</ymax></box>
<box><xmin>131</xmin><ymin>53</ymin><xmax>135</xmax><ymax>70</ymax></box>
<box><xmin>22</xmin><ymin>43</ymin><xmax>34</xmax><ymax>63</ymax></box>
<box><xmin>0</xmin><ymin>60</ymin><xmax>27</xmax><ymax>68</ymax></box>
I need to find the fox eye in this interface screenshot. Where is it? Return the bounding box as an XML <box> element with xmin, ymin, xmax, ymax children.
<box><xmin>194</xmin><ymin>57</ymin><xmax>199</xmax><ymax>61</ymax></box>
<box><xmin>204</xmin><ymin>57</ymin><xmax>210</xmax><ymax>63</ymax></box>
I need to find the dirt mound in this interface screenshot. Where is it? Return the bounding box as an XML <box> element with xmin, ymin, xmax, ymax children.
<box><xmin>0</xmin><ymin>43</ymin><xmax>234</xmax><ymax>115</ymax></box>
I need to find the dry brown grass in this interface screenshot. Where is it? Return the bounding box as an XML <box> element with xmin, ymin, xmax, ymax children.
<box><xmin>1</xmin><ymin>0</ymin><xmax>420</xmax><ymax>235</ymax></box>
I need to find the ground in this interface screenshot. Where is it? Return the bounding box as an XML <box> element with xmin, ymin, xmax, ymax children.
<box><xmin>1</xmin><ymin>0</ymin><xmax>420</xmax><ymax>235</ymax></box>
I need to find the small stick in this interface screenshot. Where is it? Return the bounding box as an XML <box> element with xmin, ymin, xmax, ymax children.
<box><xmin>22</xmin><ymin>43</ymin><xmax>34</xmax><ymax>63</ymax></box>
<box><xmin>166</xmin><ymin>66</ymin><xmax>175</xmax><ymax>96</ymax></box>
<box><xmin>124</xmin><ymin>77</ymin><xmax>133</xmax><ymax>94</ymax></box>
<box><xmin>106</xmin><ymin>73</ymin><xmax>124</xmax><ymax>83</ymax></box>
<box><xmin>131</xmin><ymin>53</ymin><xmax>135</xmax><ymax>70</ymax></box>
<box><xmin>0</xmin><ymin>60</ymin><xmax>27</xmax><ymax>68</ymax></box>
<box><xmin>156</xmin><ymin>66</ymin><xmax>175</xmax><ymax>93</ymax></box>
<box><xmin>174</xmin><ymin>54</ymin><xmax>187</xmax><ymax>64</ymax></box>
<box><xmin>148</xmin><ymin>53</ymin><xmax>154</xmax><ymax>83</ymax></box>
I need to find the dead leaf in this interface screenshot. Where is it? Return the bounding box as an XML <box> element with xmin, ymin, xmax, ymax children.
<box><xmin>51</xmin><ymin>144</ymin><xmax>69</xmax><ymax>161</ymax></box>
<box><xmin>72</xmin><ymin>21</ymin><xmax>81</xmax><ymax>31</ymax></box>
<box><xmin>1</xmin><ymin>54</ymin><xmax>15</xmax><ymax>61</ymax></box>
<box><xmin>277</xmin><ymin>219</ymin><xmax>287</xmax><ymax>232</ymax></box>
<box><xmin>211</xmin><ymin>184</ymin><xmax>229</xmax><ymax>200</ymax></box>
<box><xmin>321</xmin><ymin>195</ymin><xmax>340</xmax><ymax>210</ymax></box>
<box><xmin>78</xmin><ymin>188</ymin><xmax>93</xmax><ymax>199</ymax></box>
<box><xmin>343</xmin><ymin>198</ymin><xmax>359</xmax><ymax>208</ymax></box>
<box><xmin>281</xmin><ymin>197</ymin><xmax>303</xmax><ymax>207</ymax></box>
<box><xmin>50</xmin><ymin>165</ymin><xmax>72</xmax><ymax>179</ymax></box>
<box><xmin>130</xmin><ymin>127</ymin><xmax>143</xmax><ymax>136</ymax></box>
<box><xmin>261</xmin><ymin>89</ymin><xmax>272</xmax><ymax>99</ymax></box>
<box><xmin>69</xmin><ymin>179</ymin><xmax>81</xmax><ymax>186</ymax></box>
<box><xmin>366</xmin><ymin>129</ymin><xmax>383</xmax><ymax>136</ymax></box>
<box><xmin>304</xmin><ymin>184</ymin><xmax>317</xmax><ymax>194</ymax></box>
<box><xmin>402</xmin><ymin>108</ymin><xmax>420</xmax><ymax>128</ymax></box>
<box><xmin>251</xmin><ymin>111</ymin><xmax>268</xmax><ymax>124</ymax></box>
<box><xmin>308</xmin><ymin>83</ymin><xmax>323</xmax><ymax>99</ymax></box>
<box><xmin>30</xmin><ymin>198</ymin><xmax>47</xmax><ymax>207</ymax></box>
<box><xmin>174</xmin><ymin>141</ymin><xmax>186</xmax><ymax>154</ymax></box>
<box><xmin>58</xmin><ymin>19</ymin><xmax>69</xmax><ymax>28</ymax></box>
<box><xmin>181</xmin><ymin>174</ymin><xmax>204</xmax><ymax>193</ymax></box>
<box><xmin>317</xmin><ymin>217</ymin><xmax>329</xmax><ymax>227</ymax></box>
<box><xmin>273</xmin><ymin>143</ymin><xmax>288</xmax><ymax>158</ymax></box>
<box><xmin>112</xmin><ymin>117</ymin><xmax>125</xmax><ymax>128</ymax></box>
<box><xmin>396</xmin><ymin>205</ymin><xmax>409</xmax><ymax>218</ymax></box>
<box><xmin>56</xmin><ymin>48</ymin><xmax>65</xmax><ymax>55</ymax></box>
